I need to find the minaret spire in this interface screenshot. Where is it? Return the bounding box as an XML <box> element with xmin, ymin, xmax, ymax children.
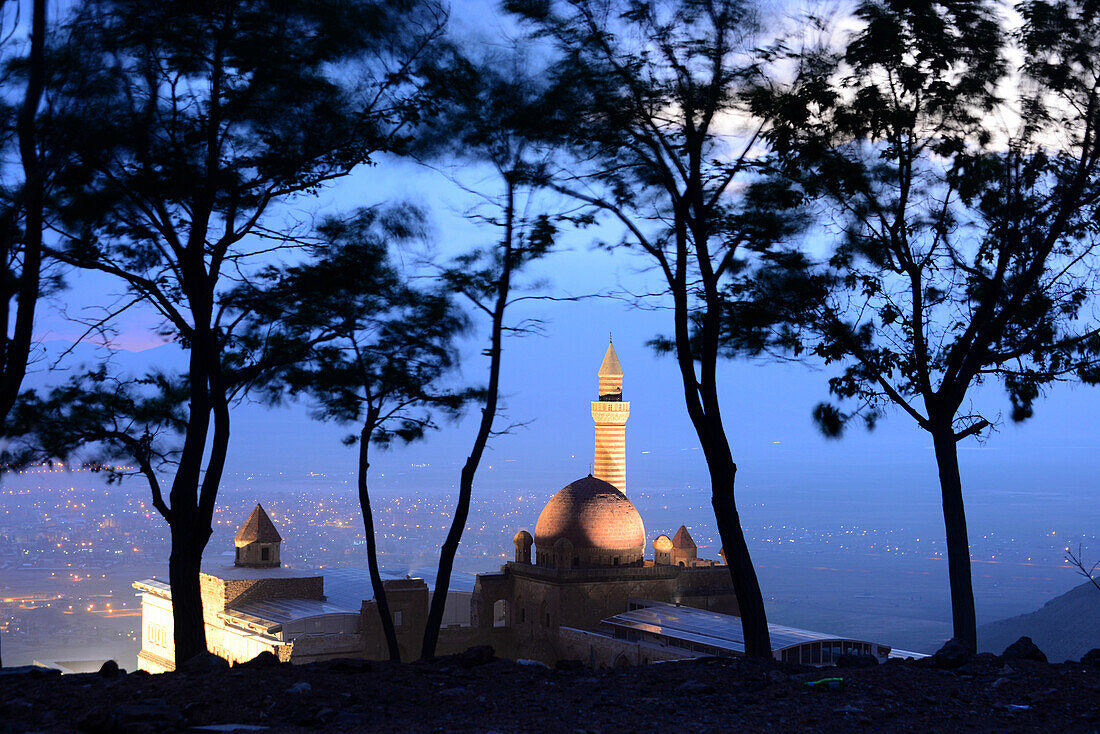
<box><xmin>592</xmin><ymin>339</ymin><xmax>630</xmax><ymax>492</ymax></box>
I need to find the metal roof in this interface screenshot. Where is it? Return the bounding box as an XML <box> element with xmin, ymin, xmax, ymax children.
<box><xmin>321</xmin><ymin>566</ymin><xmax>477</xmax><ymax>609</ymax></box>
<box><xmin>224</xmin><ymin>597</ymin><xmax>359</xmax><ymax>631</ymax></box>
<box><xmin>603</xmin><ymin>602</ymin><xmax>891</xmax><ymax>654</ymax></box>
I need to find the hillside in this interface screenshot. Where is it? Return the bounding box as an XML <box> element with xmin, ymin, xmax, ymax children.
<box><xmin>978</xmin><ymin>580</ymin><xmax>1100</xmax><ymax>662</ymax></box>
<box><xmin>1</xmin><ymin>647</ymin><xmax>1099</xmax><ymax>732</ymax></box>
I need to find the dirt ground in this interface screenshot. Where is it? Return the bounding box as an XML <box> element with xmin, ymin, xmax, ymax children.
<box><xmin>2</xmin><ymin>649</ymin><xmax>1099</xmax><ymax>733</ymax></box>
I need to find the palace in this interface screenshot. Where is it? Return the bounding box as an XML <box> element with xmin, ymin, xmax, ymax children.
<box><xmin>467</xmin><ymin>340</ymin><xmax>739</xmax><ymax>664</ymax></box>
<box><xmin>135</xmin><ymin>340</ymin><xmax>894</xmax><ymax>671</ymax></box>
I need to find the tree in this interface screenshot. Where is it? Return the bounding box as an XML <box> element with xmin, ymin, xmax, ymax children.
<box><xmin>39</xmin><ymin>0</ymin><xmax>445</xmax><ymax>665</ymax></box>
<box><xmin>748</xmin><ymin>0</ymin><xmax>1100</xmax><ymax>649</ymax></box>
<box><xmin>234</xmin><ymin>205</ymin><xmax>469</xmax><ymax>662</ymax></box>
<box><xmin>417</xmin><ymin>50</ymin><xmax>562</xmax><ymax>660</ymax></box>
<box><xmin>503</xmin><ymin>0</ymin><xmax>799</xmax><ymax>657</ymax></box>
<box><xmin>0</xmin><ymin>0</ymin><xmax>47</xmax><ymax>668</ymax></box>
<box><xmin>1065</xmin><ymin>545</ymin><xmax>1100</xmax><ymax>593</ymax></box>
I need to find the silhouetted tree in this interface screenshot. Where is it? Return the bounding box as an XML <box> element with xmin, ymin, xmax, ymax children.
<box><xmin>503</xmin><ymin>0</ymin><xmax>799</xmax><ymax>657</ymax></box>
<box><xmin>0</xmin><ymin>0</ymin><xmax>47</xmax><ymax>668</ymax></box>
<box><xmin>234</xmin><ymin>205</ymin><xmax>470</xmax><ymax>662</ymax></box>
<box><xmin>0</xmin><ymin>0</ymin><xmax>46</xmax><ymax>444</ymax></box>
<box><xmin>1066</xmin><ymin>545</ymin><xmax>1100</xmax><ymax>592</ymax></box>
<box><xmin>417</xmin><ymin>51</ymin><xmax>562</xmax><ymax>660</ymax></box>
<box><xmin>37</xmin><ymin>0</ymin><xmax>446</xmax><ymax>665</ymax></box>
<box><xmin>5</xmin><ymin>366</ymin><xmax>187</xmax><ymax>499</ymax></box>
<box><xmin>747</xmin><ymin>0</ymin><xmax>1100</xmax><ymax>649</ymax></box>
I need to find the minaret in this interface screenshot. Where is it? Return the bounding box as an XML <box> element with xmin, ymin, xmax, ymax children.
<box><xmin>591</xmin><ymin>339</ymin><xmax>630</xmax><ymax>493</ymax></box>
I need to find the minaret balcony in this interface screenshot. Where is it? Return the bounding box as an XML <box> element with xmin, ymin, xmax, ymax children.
<box><xmin>591</xmin><ymin>400</ymin><xmax>631</xmax><ymax>423</ymax></box>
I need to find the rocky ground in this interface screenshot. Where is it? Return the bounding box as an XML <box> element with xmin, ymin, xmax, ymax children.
<box><xmin>2</xmin><ymin>643</ymin><xmax>1099</xmax><ymax>733</ymax></box>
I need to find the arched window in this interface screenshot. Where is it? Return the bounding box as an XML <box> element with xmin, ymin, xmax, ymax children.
<box><xmin>493</xmin><ymin>599</ymin><xmax>509</xmax><ymax>627</ymax></box>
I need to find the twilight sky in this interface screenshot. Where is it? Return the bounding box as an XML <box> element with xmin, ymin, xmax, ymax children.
<box><xmin>28</xmin><ymin>152</ymin><xmax>1100</xmax><ymax>536</ymax></box>
<box><xmin>22</xmin><ymin>0</ymin><xmax>1100</xmax><ymax>550</ymax></box>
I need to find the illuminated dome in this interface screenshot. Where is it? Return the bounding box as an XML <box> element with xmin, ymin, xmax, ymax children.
<box><xmin>533</xmin><ymin>476</ymin><xmax>645</xmax><ymax>567</ymax></box>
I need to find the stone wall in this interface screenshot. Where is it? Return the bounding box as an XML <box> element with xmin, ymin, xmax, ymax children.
<box><xmin>470</xmin><ymin>561</ymin><xmax>738</xmax><ymax>665</ymax></box>
<box><xmin>287</xmin><ymin>633</ymin><xmax>366</xmax><ymax>665</ymax></box>
<box><xmin>557</xmin><ymin>627</ymin><xmax>691</xmax><ymax>668</ymax></box>
<box><xmin>198</xmin><ymin>572</ymin><xmax>325</xmax><ymax>616</ymax></box>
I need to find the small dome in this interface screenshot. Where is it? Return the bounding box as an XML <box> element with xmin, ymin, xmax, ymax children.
<box><xmin>653</xmin><ymin>534</ymin><xmax>673</xmax><ymax>551</ymax></box>
<box><xmin>513</xmin><ymin>530</ymin><xmax>533</xmax><ymax>547</ymax></box>
<box><xmin>534</xmin><ymin>476</ymin><xmax>645</xmax><ymax>566</ymax></box>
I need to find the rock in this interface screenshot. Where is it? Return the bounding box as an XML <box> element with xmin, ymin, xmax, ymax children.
<box><xmin>0</xmin><ymin>665</ymin><xmax>61</xmax><ymax>680</ymax></box>
<box><xmin>97</xmin><ymin>659</ymin><xmax>121</xmax><ymax>678</ymax></box>
<box><xmin>456</xmin><ymin>645</ymin><xmax>495</xmax><ymax>668</ymax></box>
<box><xmin>676</xmin><ymin>679</ymin><xmax>715</xmax><ymax>695</ymax></box>
<box><xmin>286</xmin><ymin>681</ymin><xmax>312</xmax><ymax>694</ymax></box>
<box><xmin>1081</xmin><ymin>648</ymin><xmax>1100</xmax><ymax>667</ymax></box>
<box><xmin>929</xmin><ymin>638</ymin><xmax>972</xmax><ymax>669</ymax></box>
<box><xmin>237</xmin><ymin>651</ymin><xmax>280</xmax><ymax>668</ymax></box>
<box><xmin>556</xmin><ymin>659</ymin><xmax>585</xmax><ymax>671</ymax></box>
<box><xmin>180</xmin><ymin>652</ymin><xmax>230</xmax><ymax>673</ymax></box>
<box><xmin>77</xmin><ymin>706</ymin><xmax>113</xmax><ymax>733</ymax></box>
<box><xmin>325</xmin><ymin>657</ymin><xmax>370</xmax><ymax>673</ymax></box>
<box><xmin>767</xmin><ymin>670</ymin><xmax>789</xmax><ymax>683</ymax></box>
<box><xmin>1002</xmin><ymin>636</ymin><xmax>1047</xmax><ymax>664</ymax></box>
<box><xmin>0</xmin><ymin>699</ymin><xmax>32</xmax><ymax>717</ymax></box>
<box><xmin>836</xmin><ymin>653</ymin><xmax>879</xmax><ymax>669</ymax></box>
<box><xmin>517</xmin><ymin>658</ymin><xmax>551</xmax><ymax>668</ymax></box>
<box><xmin>113</xmin><ymin>699</ymin><xmax>182</xmax><ymax>726</ymax></box>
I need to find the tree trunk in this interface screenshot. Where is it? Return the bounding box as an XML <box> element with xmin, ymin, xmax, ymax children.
<box><xmin>168</xmin><ymin>519</ymin><xmax>207</xmax><ymax>665</ymax></box>
<box><xmin>421</xmin><ymin>179</ymin><xmax>514</xmax><ymax>661</ymax></box>
<box><xmin>1</xmin><ymin>0</ymin><xmax>46</xmax><ymax>423</ymax></box>
<box><xmin>709</xmin><ymin>461</ymin><xmax>771</xmax><ymax>657</ymax></box>
<box><xmin>931</xmin><ymin>426</ymin><xmax>977</xmax><ymax>650</ymax></box>
<box><xmin>165</xmin><ymin>320</ymin><xmax>215</xmax><ymax>664</ymax></box>
<box><xmin>669</xmin><ymin>212</ymin><xmax>772</xmax><ymax>658</ymax></box>
<box><xmin>359</xmin><ymin>425</ymin><xmax>400</xmax><ymax>661</ymax></box>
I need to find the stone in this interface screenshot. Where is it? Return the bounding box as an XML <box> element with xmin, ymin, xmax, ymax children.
<box><xmin>517</xmin><ymin>658</ymin><xmax>551</xmax><ymax>668</ymax></box>
<box><xmin>836</xmin><ymin>653</ymin><xmax>879</xmax><ymax>669</ymax></box>
<box><xmin>180</xmin><ymin>652</ymin><xmax>230</xmax><ymax>673</ymax></box>
<box><xmin>113</xmin><ymin>700</ymin><xmax>182</xmax><ymax>726</ymax></box>
<box><xmin>286</xmin><ymin>682</ymin><xmax>312</xmax><ymax>694</ymax></box>
<box><xmin>1002</xmin><ymin>636</ymin><xmax>1047</xmax><ymax>664</ymax></box>
<box><xmin>0</xmin><ymin>665</ymin><xmax>60</xmax><ymax>680</ymax></box>
<box><xmin>456</xmin><ymin>645</ymin><xmax>495</xmax><ymax>668</ymax></box>
<box><xmin>929</xmin><ymin>638</ymin><xmax>972</xmax><ymax>669</ymax></box>
<box><xmin>77</xmin><ymin>706</ymin><xmax>113</xmax><ymax>733</ymax></box>
<box><xmin>676</xmin><ymin>679</ymin><xmax>715</xmax><ymax>695</ymax></box>
<box><xmin>236</xmin><ymin>651</ymin><xmax>280</xmax><ymax>668</ymax></box>
<box><xmin>97</xmin><ymin>659</ymin><xmax>121</xmax><ymax>678</ymax></box>
<box><xmin>556</xmin><ymin>659</ymin><xmax>585</xmax><ymax>671</ymax></box>
<box><xmin>325</xmin><ymin>657</ymin><xmax>371</xmax><ymax>673</ymax></box>
<box><xmin>1081</xmin><ymin>649</ymin><xmax>1100</xmax><ymax>667</ymax></box>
